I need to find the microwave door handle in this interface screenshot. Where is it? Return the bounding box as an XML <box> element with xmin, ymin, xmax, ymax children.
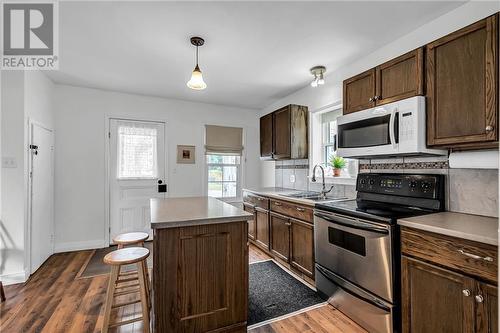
<box><xmin>389</xmin><ymin>108</ymin><xmax>397</xmax><ymax>149</ymax></box>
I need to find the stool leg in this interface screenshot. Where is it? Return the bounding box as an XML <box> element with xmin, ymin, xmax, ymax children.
<box><xmin>0</xmin><ymin>281</ymin><xmax>6</xmax><ymax>302</ymax></box>
<box><xmin>102</xmin><ymin>265</ymin><xmax>119</xmax><ymax>333</ymax></box>
<box><xmin>137</xmin><ymin>261</ymin><xmax>151</xmax><ymax>333</ymax></box>
<box><xmin>142</xmin><ymin>259</ymin><xmax>151</xmax><ymax>310</ymax></box>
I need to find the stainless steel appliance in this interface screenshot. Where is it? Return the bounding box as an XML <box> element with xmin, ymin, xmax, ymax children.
<box><xmin>336</xmin><ymin>96</ymin><xmax>447</xmax><ymax>158</ymax></box>
<box><xmin>314</xmin><ymin>173</ymin><xmax>445</xmax><ymax>333</ymax></box>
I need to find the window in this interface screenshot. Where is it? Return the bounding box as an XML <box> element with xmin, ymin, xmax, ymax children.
<box><xmin>207</xmin><ymin>154</ymin><xmax>241</xmax><ymax>199</ymax></box>
<box><xmin>310</xmin><ymin>107</ymin><xmax>358</xmax><ymax>181</ymax></box>
<box><xmin>117</xmin><ymin>122</ymin><xmax>158</xmax><ymax>178</ymax></box>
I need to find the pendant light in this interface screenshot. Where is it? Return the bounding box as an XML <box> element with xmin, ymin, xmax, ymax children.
<box><xmin>310</xmin><ymin>66</ymin><xmax>326</xmax><ymax>87</ymax></box>
<box><xmin>187</xmin><ymin>37</ymin><xmax>207</xmax><ymax>90</ymax></box>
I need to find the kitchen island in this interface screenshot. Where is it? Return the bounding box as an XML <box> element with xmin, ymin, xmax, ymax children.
<box><xmin>150</xmin><ymin>197</ymin><xmax>253</xmax><ymax>333</ymax></box>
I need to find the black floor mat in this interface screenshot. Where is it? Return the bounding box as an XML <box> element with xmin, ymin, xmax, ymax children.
<box><xmin>248</xmin><ymin>260</ymin><xmax>324</xmax><ymax>326</ymax></box>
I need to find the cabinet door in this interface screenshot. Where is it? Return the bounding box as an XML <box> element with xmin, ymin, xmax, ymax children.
<box><xmin>476</xmin><ymin>282</ymin><xmax>498</xmax><ymax>333</ymax></box>
<box><xmin>375</xmin><ymin>48</ymin><xmax>424</xmax><ymax>106</ymax></box>
<box><xmin>260</xmin><ymin>113</ymin><xmax>273</xmax><ymax>159</ymax></box>
<box><xmin>273</xmin><ymin>107</ymin><xmax>291</xmax><ymax>159</ymax></box>
<box><xmin>402</xmin><ymin>256</ymin><xmax>475</xmax><ymax>333</ymax></box>
<box><xmin>343</xmin><ymin>69</ymin><xmax>376</xmax><ymax>114</ymax></box>
<box><xmin>290</xmin><ymin>218</ymin><xmax>314</xmax><ymax>278</ymax></box>
<box><xmin>243</xmin><ymin>204</ymin><xmax>256</xmax><ymax>241</ymax></box>
<box><xmin>255</xmin><ymin>208</ymin><xmax>269</xmax><ymax>250</ymax></box>
<box><xmin>427</xmin><ymin>15</ymin><xmax>498</xmax><ymax>147</ymax></box>
<box><xmin>270</xmin><ymin>213</ymin><xmax>290</xmax><ymax>262</ymax></box>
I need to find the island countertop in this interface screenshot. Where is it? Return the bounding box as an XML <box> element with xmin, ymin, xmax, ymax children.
<box><xmin>150</xmin><ymin>196</ymin><xmax>253</xmax><ymax>229</ymax></box>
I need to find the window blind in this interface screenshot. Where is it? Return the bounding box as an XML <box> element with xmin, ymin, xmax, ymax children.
<box><xmin>205</xmin><ymin>125</ymin><xmax>243</xmax><ymax>155</ymax></box>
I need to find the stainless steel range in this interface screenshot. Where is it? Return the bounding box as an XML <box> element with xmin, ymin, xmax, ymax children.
<box><xmin>314</xmin><ymin>173</ymin><xmax>445</xmax><ymax>333</ymax></box>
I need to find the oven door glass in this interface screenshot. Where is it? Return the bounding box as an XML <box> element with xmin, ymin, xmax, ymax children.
<box><xmin>338</xmin><ymin>114</ymin><xmax>397</xmax><ymax>148</ymax></box>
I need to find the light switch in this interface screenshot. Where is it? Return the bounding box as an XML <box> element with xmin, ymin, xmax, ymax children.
<box><xmin>290</xmin><ymin>174</ymin><xmax>295</xmax><ymax>183</ymax></box>
<box><xmin>2</xmin><ymin>157</ymin><xmax>17</xmax><ymax>168</ymax></box>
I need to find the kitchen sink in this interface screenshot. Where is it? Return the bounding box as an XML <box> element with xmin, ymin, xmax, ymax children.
<box><xmin>282</xmin><ymin>191</ymin><xmax>346</xmax><ymax>202</ymax></box>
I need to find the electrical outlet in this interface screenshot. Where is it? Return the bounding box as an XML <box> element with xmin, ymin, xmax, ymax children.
<box><xmin>290</xmin><ymin>174</ymin><xmax>295</xmax><ymax>183</ymax></box>
<box><xmin>2</xmin><ymin>157</ymin><xmax>17</xmax><ymax>168</ymax></box>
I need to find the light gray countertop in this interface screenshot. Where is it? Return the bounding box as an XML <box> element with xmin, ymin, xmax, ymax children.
<box><xmin>243</xmin><ymin>187</ymin><xmax>349</xmax><ymax>207</ymax></box>
<box><xmin>150</xmin><ymin>196</ymin><xmax>253</xmax><ymax>229</ymax></box>
<box><xmin>398</xmin><ymin>212</ymin><xmax>499</xmax><ymax>246</ymax></box>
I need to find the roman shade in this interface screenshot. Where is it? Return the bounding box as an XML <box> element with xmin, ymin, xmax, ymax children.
<box><xmin>205</xmin><ymin>125</ymin><xmax>243</xmax><ymax>155</ymax></box>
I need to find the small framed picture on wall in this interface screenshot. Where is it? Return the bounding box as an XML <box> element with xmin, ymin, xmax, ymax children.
<box><xmin>177</xmin><ymin>145</ymin><xmax>195</xmax><ymax>164</ymax></box>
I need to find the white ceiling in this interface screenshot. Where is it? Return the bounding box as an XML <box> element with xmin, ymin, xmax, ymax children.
<box><xmin>47</xmin><ymin>1</ymin><xmax>465</xmax><ymax>109</ymax></box>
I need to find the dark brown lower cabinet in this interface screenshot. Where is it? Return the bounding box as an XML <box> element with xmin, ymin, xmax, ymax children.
<box><xmin>290</xmin><ymin>218</ymin><xmax>314</xmax><ymax>277</ymax></box>
<box><xmin>270</xmin><ymin>212</ymin><xmax>290</xmax><ymax>261</ymax></box>
<box><xmin>243</xmin><ymin>203</ymin><xmax>256</xmax><ymax>241</ymax></box>
<box><xmin>255</xmin><ymin>208</ymin><xmax>270</xmax><ymax>250</ymax></box>
<box><xmin>402</xmin><ymin>256</ymin><xmax>498</xmax><ymax>333</ymax></box>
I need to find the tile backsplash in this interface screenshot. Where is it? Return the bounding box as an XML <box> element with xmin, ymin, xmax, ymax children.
<box><xmin>274</xmin><ymin>156</ymin><xmax>499</xmax><ymax>218</ymax></box>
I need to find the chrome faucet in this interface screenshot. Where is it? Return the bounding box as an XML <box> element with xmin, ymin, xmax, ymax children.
<box><xmin>312</xmin><ymin>164</ymin><xmax>334</xmax><ymax>200</ymax></box>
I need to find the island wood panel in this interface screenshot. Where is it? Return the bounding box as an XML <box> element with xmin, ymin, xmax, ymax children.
<box><xmin>243</xmin><ymin>203</ymin><xmax>256</xmax><ymax>241</ymax></box>
<box><xmin>260</xmin><ymin>113</ymin><xmax>273</xmax><ymax>159</ymax></box>
<box><xmin>426</xmin><ymin>14</ymin><xmax>498</xmax><ymax>148</ymax></box>
<box><xmin>401</xmin><ymin>227</ymin><xmax>498</xmax><ymax>283</ymax></box>
<box><xmin>375</xmin><ymin>48</ymin><xmax>424</xmax><ymax>106</ymax></box>
<box><xmin>343</xmin><ymin>69</ymin><xmax>376</xmax><ymax>114</ymax></box>
<box><xmin>153</xmin><ymin>221</ymin><xmax>248</xmax><ymax>333</ymax></box>
<box><xmin>402</xmin><ymin>256</ymin><xmax>476</xmax><ymax>333</ymax></box>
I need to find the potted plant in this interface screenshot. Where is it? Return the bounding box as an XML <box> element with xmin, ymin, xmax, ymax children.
<box><xmin>329</xmin><ymin>155</ymin><xmax>346</xmax><ymax>177</ymax></box>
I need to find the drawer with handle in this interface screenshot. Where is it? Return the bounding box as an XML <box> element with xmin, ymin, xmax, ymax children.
<box><xmin>242</xmin><ymin>191</ymin><xmax>269</xmax><ymax>210</ymax></box>
<box><xmin>270</xmin><ymin>199</ymin><xmax>313</xmax><ymax>223</ymax></box>
<box><xmin>401</xmin><ymin>227</ymin><xmax>498</xmax><ymax>283</ymax></box>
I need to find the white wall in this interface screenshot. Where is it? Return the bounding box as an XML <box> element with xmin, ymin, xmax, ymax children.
<box><xmin>0</xmin><ymin>70</ymin><xmax>55</xmax><ymax>284</ymax></box>
<box><xmin>259</xmin><ymin>2</ymin><xmax>500</xmax><ymax>186</ymax></box>
<box><xmin>53</xmin><ymin>85</ymin><xmax>260</xmax><ymax>252</ymax></box>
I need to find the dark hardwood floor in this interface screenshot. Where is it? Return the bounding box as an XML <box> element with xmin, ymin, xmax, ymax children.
<box><xmin>0</xmin><ymin>244</ymin><xmax>366</xmax><ymax>333</ymax></box>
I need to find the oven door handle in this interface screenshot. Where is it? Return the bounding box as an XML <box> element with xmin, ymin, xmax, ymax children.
<box><xmin>314</xmin><ymin>212</ymin><xmax>389</xmax><ymax>235</ymax></box>
<box><xmin>316</xmin><ymin>265</ymin><xmax>392</xmax><ymax>312</ymax></box>
<box><xmin>389</xmin><ymin>107</ymin><xmax>397</xmax><ymax>149</ymax></box>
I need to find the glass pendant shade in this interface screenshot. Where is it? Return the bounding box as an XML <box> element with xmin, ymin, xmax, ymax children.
<box><xmin>187</xmin><ymin>65</ymin><xmax>207</xmax><ymax>90</ymax></box>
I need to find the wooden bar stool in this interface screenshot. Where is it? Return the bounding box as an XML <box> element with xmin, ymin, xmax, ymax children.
<box><xmin>112</xmin><ymin>232</ymin><xmax>151</xmax><ymax>307</ymax></box>
<box><xmin>113</xmin><ymin>232</ymin><xmax>149</xmax><ymax>249</ymax></box>
<box><xmin>102</xmin><ymin>247</ymin><xmax>150</xmax><ymax>333</ymax></box>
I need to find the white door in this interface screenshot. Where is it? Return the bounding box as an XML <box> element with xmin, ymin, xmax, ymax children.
<box><xmin>30</xmin><ymin>123</ymin><xmax>55</xmax><ymax>274</ymax></box>
<box><xmin>109</xmin><ymin>119</ymin><xmax>166</xmax><ymax>243</ymax></box>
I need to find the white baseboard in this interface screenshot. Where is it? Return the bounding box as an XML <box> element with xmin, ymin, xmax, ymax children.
<box><xmin>54</xmin><ymin>239</ymin><xmax>106</xmax><ymax>253</ymax></box>
<box><xmin>0</xmin><ymin>270</ymin><xmax>28</xmax><ymax>285</ymax></box>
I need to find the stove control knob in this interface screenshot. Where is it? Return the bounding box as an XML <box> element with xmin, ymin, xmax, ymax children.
<box><xmin>410</xmin><ymin>181</ymin><xmax>417</xmax><ymax>188</ymax></box>
<box><xmin>360</xmin><ymin>179</ymin><xmax>366</xmax><ymax>185</ymax></box>
<box><xmin>369</xmin><ymin>179</ymin><xmax>375</xmax><ymax>185</ymax></box>
<box><xmin>421</xmin><ymin>182</ymin><xmax>431</xmax><ymax>190</ymax></box>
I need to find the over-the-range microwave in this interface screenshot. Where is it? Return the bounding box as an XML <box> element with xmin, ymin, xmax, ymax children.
<box><xmin>336</xmin><ymin>96</ymin><xmax>447</xmax><ymax>159</ymax></box>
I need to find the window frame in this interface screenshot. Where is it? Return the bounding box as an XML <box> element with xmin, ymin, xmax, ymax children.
<box><xmin>309</xmin><ymin>103</ymin><xmax>358</xmax><ymax>185</ymax></box>
<box><xmin>206</xmin><ymin>154</ymin><xmax>242</xmax><ymax>202</ymax></box>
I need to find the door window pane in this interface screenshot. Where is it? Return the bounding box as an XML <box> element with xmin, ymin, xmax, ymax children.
<box><xmin>208</xmin><ymin>182</ymin><xmax>222</xmax><ymax>197</ymax></box>
<box><xmin>223</xmin><ymin>182</ymin><xmax>237</xmax><ymax>198</ymax></box>
<box><xmin>117</xmin><ymin>122</ymin><xmax>158</xmax><ymax>178</ymax></box>
<box><xmin>208</xmin><ymin>166</ymin><xmax>222</xmax><ymax>181</ymax></box>
<box><xmin>223</xmin><ymin>166</ymin><xmax>237</xmax><ymax>181</ymax></box>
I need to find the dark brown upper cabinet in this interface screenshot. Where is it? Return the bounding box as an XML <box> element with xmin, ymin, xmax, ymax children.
<box><xmin>376</xmin><ymin>48</ymin><xmax>424</xmax><ymax>106</ymax></box>
<box><xmin>343</xmin><ymin>48</ymin><xmax>424</xmax><ymax>115</ymax></box>
<box><xmin>343</xmin><ymin>69</ymin><xmax>376</xmax><ymax>114</ymax></box>
<box><xmin>426</xmin><ymin>14</ymin><xmax>498</xmax><ymax>149</ymax></box>
<box><xmin>259</xmin><ymin>104</ymin><xmax>308</xmax><ymax>160</ymax></box>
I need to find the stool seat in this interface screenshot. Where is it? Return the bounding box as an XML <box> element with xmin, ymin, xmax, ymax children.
<box><xmin>104</xmin><ymin>247</ymin><xmax>149</xmax><ymax>266</ymax></box>
<box><xmin>113</xmin><ymin>232</ymin><xmax>149</xmax><ymax>246</ymax></box>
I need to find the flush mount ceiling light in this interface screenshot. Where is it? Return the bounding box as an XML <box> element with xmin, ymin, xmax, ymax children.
<box><xmin>310</xmin><ymin>66</ymin><xmax>326</xmax><ymax>87</ymax></box>
<box><xmin>187</xmin><ymin>36</ymin><xmax>207</xmax><ymax>90</ymax></box>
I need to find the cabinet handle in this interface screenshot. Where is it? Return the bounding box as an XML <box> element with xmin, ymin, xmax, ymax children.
<box><xmin>475</xmin><ymin>295</ymin><xmax>484</xmax><ymax>303</ymax></box>
<box><xmin>257</xmin><ymin>197</ymin><xmax>264</xmax><ymax>201</ymax></box>
<box><xmin>285</xmin><ymin>222</ymin><xmax>292</xmax><ymax>226</ymax></box>
<box><xmin>462</xmin><ymin>289</ymin><xmax>471</xmax><ymax>297</ymax></box>
<box><xmin>274</xmin><ymin>202</ymin><xmax>282</xmax><ymax>206</ymax></box>
<box><xmin>486</xmin><ymin>125</ymin><xmax>494</xmax><ymax>132</ymax></box>
<box><xmin>296</xmin><ymin>207</ymin><xmax>305</xmax><ymax>212</ymax></box>
<box><xmin>458</xmin><ymin>249</ymin><xmax>493</xmax><ymax>262</ymax></box>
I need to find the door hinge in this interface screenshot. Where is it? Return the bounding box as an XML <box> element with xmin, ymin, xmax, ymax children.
<box><xmin>108</xmin><ymin>132</ymin><xmax>111</xmax><ymax>139</ymax></box>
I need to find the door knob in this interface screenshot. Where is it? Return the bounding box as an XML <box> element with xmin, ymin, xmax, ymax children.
<box><xmin>486</xmin><ymin>125</ymin><xmax>494</xmax><ymax>132</ymax></box>
<box><xmin>475</xmin><ymin>295</ymin><xmax>484</xmax><ymax>303</ymax></box>
<box><xmin>462</xmin><ymin>289</ymin><xmax>471</xmax><ymax>297</ymax></box>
